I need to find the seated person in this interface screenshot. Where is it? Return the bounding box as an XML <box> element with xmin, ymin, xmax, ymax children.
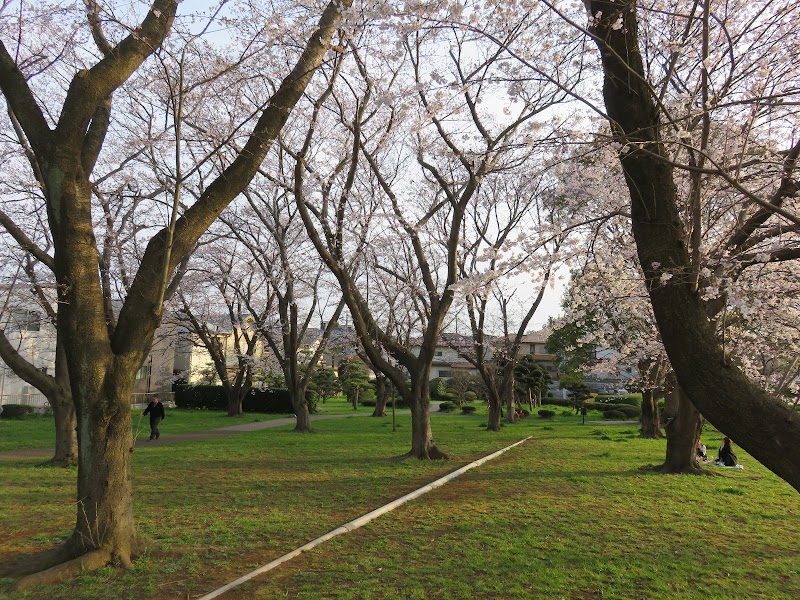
<box><xmin>717</xmin><ymin>437</ymin><xmax>738</xmax><ymax>467</ymax></box>
<box><xmin>696</xmin><ymin>439</ymin><xmax>707</xmax><ymax>462</ymax></box>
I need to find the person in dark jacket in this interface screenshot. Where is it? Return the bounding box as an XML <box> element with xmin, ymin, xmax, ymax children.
<box><xmin>717</xmin><ymin>436</ymin><xmax>738</xmax><ymax>466</ymax></box>
<box><xmin>142</xmin><ymin>395</ymin><xmax>166</xmax><ymax>440</ymax></box>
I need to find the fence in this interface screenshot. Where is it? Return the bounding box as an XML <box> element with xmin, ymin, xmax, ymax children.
<box><xmin>0</xmin><ymin>391</ymin><xmax>175</xmax><ymax>410</ymax></box>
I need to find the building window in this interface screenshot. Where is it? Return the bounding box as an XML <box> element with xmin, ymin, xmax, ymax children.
<box><xmin>435</xmin><ymin>351</ymin><xmax>443</xmax><ymax>357</ymax></box>
<box><xmin>11</xmin><ymin>309</ymin><xmax>41</xmax><ymax>332</ymax></box>
<box><xmin>438</xmin><ymin>370</ymin><xmax>450</xmax><ymax>378</ymax></box>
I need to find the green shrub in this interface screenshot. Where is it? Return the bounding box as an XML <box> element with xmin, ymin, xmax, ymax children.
<box><xmin>545</xmin><ymin>398</ymin><xmax>572</xmax><ymax>407</ymax></box>
<box><xmin>0</xmin><ymin>404</ymin><xmax>36</xmax><ymax>419</ymax></box>
<box><xmin>461</xmin><ymin>405</ymin><xmax>477</xmax><ymax>414</ymax></box>
<box><xmin>602</xmin><ymin>404</ymin><xmax>641</xmax><ymax>418</ymax></box>
<box><xmin>538</xmin><ymin>409</ymin><xmax>556</xmax><ymax>419</ymax></box>
<box><xmin>439</xmin><ymin>402</ymin><xmax>455</xmax><ymax>413</ymax></box>
<box><xmin>359</xmin><ymin>399</ymin><xmax>377</xmax><ymax>407</ymax></box>
<box><xmin>430</xmin><ymin>378</ymin><xmax>448</xmax><ymax>400</ymax></box>
<box><xmin>604</xmin><ymin>410</ymin><xmax>628</xmax><ymax>420</ymax></box>
<box><xmin>611</xmin><ymin>395</ymin><xmax>641</xmax><ymax>407</ymax></box>
<box><xmin>174</xmin><ymin>385</ymin><xmax>298</xmax><ymax>413</ymax></box>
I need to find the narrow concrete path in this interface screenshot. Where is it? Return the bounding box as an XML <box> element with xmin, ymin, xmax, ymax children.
<box><xmin>0</xmin><ymin>412</ymin><xmax>374</xmax><ymax>461</ymax></box>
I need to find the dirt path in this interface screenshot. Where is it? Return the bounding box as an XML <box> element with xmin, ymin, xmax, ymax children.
<box><xmin>0</xmin><ymin>412</ymin><xmax>372</xmax><ymax>461</ymax></box>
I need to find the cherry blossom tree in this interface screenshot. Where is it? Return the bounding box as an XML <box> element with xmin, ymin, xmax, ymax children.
<box><xmin>583</xmin><ymin>0</ymin><xmax>800</xmax><ymax>490</ymax></box>
<box><xmin>0</xmin><ymin>0</ymin><xmax>352</xmax><ymax>584</ymax></box>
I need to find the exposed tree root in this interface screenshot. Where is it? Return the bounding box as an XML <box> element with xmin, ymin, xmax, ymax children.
<box><xmin>0</xmin><ymin>547</ymin><xmax>72</xmax><ymax>578</ymax></box>
<box><xmin>654</xmin><ymin>463</ymin><xmax>716</xmax><ymax>476</ymax></box>
<box><xmin>14</xmin><ymin>548</ymin><xmax>113</xmax><ymax>591</ymax></box>
<box><xmin>401</xmin><ymin>446</ymin><xmax>450</xmax><ymax>460</ymax></box>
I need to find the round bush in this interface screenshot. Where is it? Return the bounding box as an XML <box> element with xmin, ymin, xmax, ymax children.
<box><xmin>538</xmin><ymin>409</ymin><xmax>556</xmax><ymax>419</ymax></box>
<box><xmin>612</xmin><ymin>395</ymin><xmax>641</xmax><ymax>407</ymax></box>
<box><xmin>602</xmin><ymin>404</ymin><xmax>641</xmax><ymax>418</ymax></box>
<box><xmin>0</xmin><ymin>404</ymin><xmax>36</xmax><ymax>419</ymax></box>
<box><xmin>604</xmin><ymin>410</ymin><xmax>628</xmax><ymax>420</ymax></box>
<box><xmin>439</xmin><ymin>401</ymin><xmax>455</xmax><ymax>412</ymax></box>
<box><xmin>461</xmin><ymin>405</ymin><xmax>477</xmax><ymax>414</ymax></box>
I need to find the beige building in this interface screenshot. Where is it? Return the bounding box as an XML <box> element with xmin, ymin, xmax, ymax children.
<box><xmin>0</xmin><ymin>301</ymin><xmax>176</xmax><ymax>407</ymax></box>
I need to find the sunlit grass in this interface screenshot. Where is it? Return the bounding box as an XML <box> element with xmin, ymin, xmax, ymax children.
<box><xmin>0</xmin><ymin>395</ymin><xmax>376</xmax><ymax>453</ymax></box>
<box><xmin>0</xmin><ymin>412</ymin><xmax>797</xmax><ymax>599</ymax></box>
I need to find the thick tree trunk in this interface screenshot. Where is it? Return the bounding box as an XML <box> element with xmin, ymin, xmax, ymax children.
<box><xmin>372</xmin><ymin>375</ymin><xmax>388</xmax><ymax>417</ymax></box>
<box><xmin>486</xmin><ymin>386</ymin><xmax>503</xmax><ymax>431</ymax></box>
<box><xmin>660</xmin><ymin>384</ymin><xmax>704</xmax><ymax>474</ymax></box>
<box><xmin>289</xmin><ymin>382</ymin><xmax>312</xmax><ymax>432</ymax></box>
<box><xmin>226</xmin><ymin>393</ymin><xmax>243</xmax><ymax>417</ymax></box>
<box><xmin>590</xmin><ymin>0</ymin><xmax>800</xmax><ymax>492</ymax></box>
<box><xmin>13</xmin><ymin>372</ymin><xmax>140</xmax><ymax>589</ymax></box>
<box><xmin>504</xmin><ymin>379</ymin><xmax>517</xmax><ymax>424</ymax></box>
<box><xmin>639</xmin><ymin>389</ymin><xmax>662</xmax><ymax>439</ymax></box>
<box><xmin>407</xmin><ymin>373</ymin><xmax>447</xmax><ymax>459</ymax></box>
<box><xmin>51</xmin><ymin>391</ymin><xmax>77</xmax><ymax>466</ymax></box>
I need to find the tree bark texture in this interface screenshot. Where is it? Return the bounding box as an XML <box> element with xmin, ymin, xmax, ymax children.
<box><xmin>51</xmin><ymin>389</ymin><xmax>77</xmax><ymax>466</ymax></box>
<box><xmin>405</xmin><ymin>372</ymin><xmax>448</xmax><ymax>459</ymax></box>
<box><xmin>372</xmin><ymin>375</ymin><xmax>388</xmax><ymax>417</ymax></box>
<box><xmin>639</xmin><ymin>389</ymin><xmax>662</xmax><ymax>439</ymax></box>
<box><xmin>291</xmin><ymin>382</ymin><xmax>313</xmax><ymax>432</ymax></box>
<box><xmin>589</xmin><ymin>0</ymin><xmax>800</xmax><ymax>492</ymax></box>
<box><xmin>661</xmin><ymin>383</ymin><xmax>703</xmax><ymax>473</ymax></box>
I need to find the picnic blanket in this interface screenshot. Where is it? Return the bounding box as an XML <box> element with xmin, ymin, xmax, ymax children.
<box><xmin>702</xmin><ymin>460</ymin><xmax>744</xmax><ymax>470</ymax></box>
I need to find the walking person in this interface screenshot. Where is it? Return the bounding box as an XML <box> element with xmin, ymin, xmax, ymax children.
<box><xmin>143</xmin><ymin>395</ymin><xmax>166</xmax><ymax>441</ymax></box>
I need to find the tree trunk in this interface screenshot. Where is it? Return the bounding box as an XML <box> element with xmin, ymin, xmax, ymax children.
<box><xmin>51</xmin><ymin>391</ymin><xmax>77</xmax><ymax>466</ymax></box>
<box><xmin>407</xmin><ymin>374</ymin><xmax>447</xmax><ymax>459</ymax></box>
<box><xmin>290</xmin><ymin>383</ymin><xmax>312</xmax><ymax>433</ymax></box>
<box><xmin>639</xmin><ymin>389</ymin><xmax>662</xmax><ymax>439</ymax></box>
<box><xmin>13</xmin><ymin>369</ymin><xmax>140</xmax><ymax>588</ymax></box>
<box><xmin>486</xmin><ymin>386</ymin><xmax>503</xmax><ymax>431</ymax></box>
<box><xmin>372</xmin><ymin>375</ymin><xmax>388</xmax><ymax>417</ymax></box>
<box><xmin>660</xmin><ymin>384</ymin><xmax>703</xmax><ymax>474</ymax></box>
<box><xmin>504</xmin><ymin>379</ymin><xmax>517</xmax><ymax>424</ymax></box>
<box><xmin>226</xmin><ymin>392</ymin><xmax>243</xmax><ymax>417</ymax></box>
<box><xmin>590</xmin><ymin>0</ymin><xmax>800</xmax><ymax>492</ymax></box>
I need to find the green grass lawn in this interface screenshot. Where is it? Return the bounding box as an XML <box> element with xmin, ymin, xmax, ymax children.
<box><xmin>0</xmin><ymin>411</ymin><xmax>797</xmax><ymax>600</ymax></box>
<box><xmin>0</xmin><ymin>396</ymin><xmax>376</xmax><ymax>453</ymax></box>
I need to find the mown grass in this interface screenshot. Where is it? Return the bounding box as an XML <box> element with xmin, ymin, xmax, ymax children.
<box><xmin>0</xmin><ymin>411</ymin><xmax>797</xmax><ymax>600</ymax></box>
<box><xmin>0</xmin><ymin>395</ymin><xmax>374</xmax><ymax>453</ymax></box>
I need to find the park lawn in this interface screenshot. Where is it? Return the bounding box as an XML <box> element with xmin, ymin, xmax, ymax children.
<box><xmin>0</xmin><ymin>395</ymin><xmax>375</xmax><ymax>453</ymax></box>
<box><xmin>0</xmin><ymin>414</ymin><xmax>796</xmax><ymax>600</ymax></box>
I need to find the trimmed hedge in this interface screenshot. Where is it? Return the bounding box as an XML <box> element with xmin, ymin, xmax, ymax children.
<box><xmin>439</xmin><ymin>402</ymin><xmax>456</xmax><ymax>413</ymax></box>
<box><xmin>544</xmin><ymin>398</ymin><xmax>572</xmax><ymax>407</ymax></box>
<box><xmin>602</xmin><ymin>404</ymin><xmax>641</xmax><ymax>418</ymax></box>
<box><xmin>604</xmin><ymin>410</ymin><xmax>628</xmax><ymax>420</ymax></box>
<box><xmin>359</xmin><ymin>399</ymin><xmax>377</xmax><ymax>407</ymax></box>
<box><xmin>244</xmin><ymin>389</ymin><xmax>295</xmax><ymax>414</ymax></box>
<box><xmin>461</xmin><ymin>405</ymin><xmax>477</xmax><ymax>414</ymax></box>
<box><xmin>0</xmin><ymin>404</ymin><xmax>36</xmax><ymax>419</ymax></box>
<box><xmin>538</xmin><ymin>409</ymin><xmax>556</xmax><ymax>419</ymax></box>
<box><xmin>174</xmin><ymin>385</ymin><xmax>295</xmax><ymax>413</ymax></box>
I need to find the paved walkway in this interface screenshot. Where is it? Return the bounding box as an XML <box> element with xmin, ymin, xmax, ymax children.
<box><xmin>0</xmin><ymin>412</ymin><xmax>373</xmax><ymax>461</ymax></box>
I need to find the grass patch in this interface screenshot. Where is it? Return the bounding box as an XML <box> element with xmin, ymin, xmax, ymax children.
<box><xmin>0</xmin><ymin>395</ymin><xmax>378</xmax><ymax>453</ymax></box>
<box><xmin>0</xmin><ymin>413</ymin><xmax>798</xmax><ymax>599</ymax></box>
